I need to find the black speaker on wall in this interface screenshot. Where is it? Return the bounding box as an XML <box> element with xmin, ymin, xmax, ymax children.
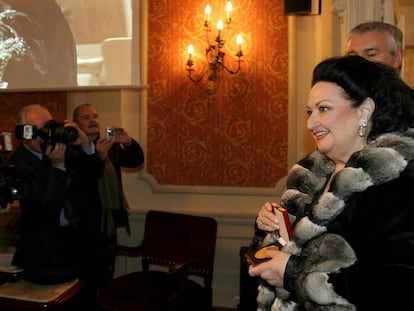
<box><xmin>284</xmin><ymin>0</ymin><xmax>321</xmax><ymax>15</ymax></box>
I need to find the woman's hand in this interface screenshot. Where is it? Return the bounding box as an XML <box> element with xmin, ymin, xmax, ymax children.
<box><xmin>248</xmin><ymin>248</ymin><xmax>290</xmax><ymax>288</ymax></box>
<box><xmin>256</xmin><ymin>202</ymin><xmax>280</xmax><ymax>232</ymax></box>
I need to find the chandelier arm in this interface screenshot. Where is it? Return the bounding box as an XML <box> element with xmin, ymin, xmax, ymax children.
<box><xmin>219</xmin><ymin>59</ymin><xmax>242</xmax><ymax>75</ymax></box>
<box><xmin>187</xmin><ymin>68</ymin><xmax>207</xmax><ymax>83</ymax></box>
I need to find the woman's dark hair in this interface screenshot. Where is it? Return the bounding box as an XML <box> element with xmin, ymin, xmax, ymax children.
<box><xmin>311</xmin><ymin>55</ymin><xmax>414</xmax><ymax>140</ymax></box>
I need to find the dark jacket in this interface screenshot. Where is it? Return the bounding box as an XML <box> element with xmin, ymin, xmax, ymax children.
<box><xmin>10</xmin><ymin>143</ymin><xmax>103</xmax><ymax>285</ymax></box>
<box><xmin>327</xmin><ymin>162</ymin><xmax>414</xmax><ymax>310</ymax></box>
<box><xmin>107</xmin><ymin>138</ymin><xmax>144</xmax><ymax>179</ymax></box>
<box><xmin>253</xmin><ymin>130</ymin><xmax>414</xmax><ymax>310</ymax></box>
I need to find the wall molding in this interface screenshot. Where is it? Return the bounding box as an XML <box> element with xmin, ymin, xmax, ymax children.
<box><xmin>138</xmin><ymin>171</ymin><xmax>287</xmax><ymax>196</ymax></box>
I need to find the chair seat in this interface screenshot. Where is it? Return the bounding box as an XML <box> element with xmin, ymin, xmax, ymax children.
<box><xmin>98</xmin><ymin>270</ymin><xmax>208</xmax><ymax>311</ymax></box>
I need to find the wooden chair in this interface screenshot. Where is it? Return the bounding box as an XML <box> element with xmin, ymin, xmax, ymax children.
<box><xmin>97</xmin><ymin>210</ymin><xmax>218</xmax><ymax>311</ymax></box>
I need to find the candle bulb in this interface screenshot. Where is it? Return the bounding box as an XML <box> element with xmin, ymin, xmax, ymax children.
<box><xmin>187</xmin><ymin>44</ymin><xmax>194</xmax><ymax>66</ymax></box>
<box><xmin>205</xmin><ymin>4</ymin><xmax>211</xmax><ymax>25</ymax></box>
<box><xmin>236</xmin><ymin>34</ymin><xmax>243</xmax><ymax>52</ymax></box>
<box><xmin>217</xmin><ymin>20</ymin><xmax>223</xmax><ymax>41</ymax></box>
<box><xmin>188</xmin><ymin>44</ymin><xmax>194</xmax><ymax>59</ymax></box>
<box><xmin>236</xmin><ymin>34</ymin><xmax>243</xmax><ymax>57</ymax></box>
<box><xmin>188</xmin><ymin>44</ymin><xmax>194</xmax><ymax>60</ymax></box>
<box><xmin>226</xmin><ymin>1</ymin><xmax>232</xmax><ymax>24</ymax></box>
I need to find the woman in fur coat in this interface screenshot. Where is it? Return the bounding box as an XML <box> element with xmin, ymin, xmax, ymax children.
<box><xmin>248</xmin><ymin>55</ymin><xmax>414</xmax><ymax>310</ymax></box>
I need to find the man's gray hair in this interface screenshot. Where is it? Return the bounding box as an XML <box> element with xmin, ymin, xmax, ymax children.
<box><xmin>348</xmin><ymin>21</ymin><xmax>403</xmax><ymax>57</ymax></box>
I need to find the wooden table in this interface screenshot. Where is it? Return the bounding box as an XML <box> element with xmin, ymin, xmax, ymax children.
<box><xmin>0</xmin><ymin>278</ymin><xmax>82</xmax><ymax>310</ymax></box>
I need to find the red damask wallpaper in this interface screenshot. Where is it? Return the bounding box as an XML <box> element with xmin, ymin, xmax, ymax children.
<box><xmin>147</xmin><ymin>0</ymin><xmax>288</xmax><ymax>187</ymax></box>
<box><xmin>0</xmin><ymin>92</ymin><xmax>67</xmax><ymax>151</ymax></box>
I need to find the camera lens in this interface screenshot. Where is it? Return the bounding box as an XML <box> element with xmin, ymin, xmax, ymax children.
<box><xmin>55</xmin><ymin>126</ymin><xmax>78</xmax><ymax>143</ymax></box>
<box><xmin>64</xmin><ymin>127</ymin><xmax>79</xmax><ymax>143</ymax></box>
<box><xmin>39</xmin><ymin>120</ymin><xmax>79</xmax><ymax>145</ymax></box>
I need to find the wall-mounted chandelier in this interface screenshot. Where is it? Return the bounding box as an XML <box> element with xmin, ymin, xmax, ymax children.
<box><xmin>186</xmin><ymin>1</ymin><xmax>243</xmax><ymax>95</ymax></box>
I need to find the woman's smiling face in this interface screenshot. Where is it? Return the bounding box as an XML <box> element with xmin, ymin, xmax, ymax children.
<box><xmin>306</xmin><ymin>81</ymin><xmax>367</xmax><ymax>164</ymax></box>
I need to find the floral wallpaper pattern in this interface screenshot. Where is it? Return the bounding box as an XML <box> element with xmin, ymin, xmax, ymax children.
<box><xmin>0</xmin><ymin>92</ymin><xmax>67</xmax><ymax>150</ymax></box>
<box><xmin>147</xmin><ymin>0</ymin><xmax>288</xmax><ymax>187</ymax></box>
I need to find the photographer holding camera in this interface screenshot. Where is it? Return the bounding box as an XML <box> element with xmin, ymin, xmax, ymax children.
<box><xmin>10</xmin><ymin>104</ymin><xmax>111</xmax><ymax>308</ymax></box>
<box><xmin>72</xmin><ymin>103</ymin><xmax>144</xmax><ymax>238</ymax></box>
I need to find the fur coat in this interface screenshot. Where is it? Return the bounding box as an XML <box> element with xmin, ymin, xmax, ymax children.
<box><xmin>255</xmin><ymin>129</ymin><xmax>414</xmax><ymax>310</ymax></box>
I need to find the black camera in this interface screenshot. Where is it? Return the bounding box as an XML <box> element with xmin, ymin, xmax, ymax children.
<box><xmin>15</xmin><ymin>120</ymin><xmax>79</xmax><ymax>147</ymax></box>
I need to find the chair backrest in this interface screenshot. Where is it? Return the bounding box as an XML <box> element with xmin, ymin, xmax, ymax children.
<box><xmin>141</xmin><ymin>210</ymin><xmax>217</xmax><ymax>281</ymax></box>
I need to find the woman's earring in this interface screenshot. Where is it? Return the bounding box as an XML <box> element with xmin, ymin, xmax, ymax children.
<box><xmin>358</xmin><ymin>119</ymin><xmax>368</xmax><ymax>137</ymax></box>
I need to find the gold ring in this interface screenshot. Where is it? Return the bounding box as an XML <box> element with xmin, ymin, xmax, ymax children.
<box><xmin>256</xmin><ymin>218</ymin><xmax>263</xmax><ymax>226</ymax></box>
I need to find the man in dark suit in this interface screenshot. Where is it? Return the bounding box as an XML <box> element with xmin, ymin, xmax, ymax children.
<box><xmin>72</xmin><ymin>103</ymin><xmax>144</xmax><ymax>236</ymax></box>
<box><xmin>10</xmin><ymin>104</ymin><xmax>111</xmax><ymax>309</ymax></box>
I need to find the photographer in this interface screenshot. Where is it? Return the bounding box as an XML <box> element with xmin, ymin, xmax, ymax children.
<box><xmin>72</xmin><ymin>103</ymin><xmax>144</xmax><ymax>238</ymax></box>
<box><xmin>10</xmin><ymin>104</ymin><xmax>107</xmax><ymax>308</ymax></box>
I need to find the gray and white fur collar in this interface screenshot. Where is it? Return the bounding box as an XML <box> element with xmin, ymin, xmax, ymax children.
<box><xmin>257</xmin><ymin>129</ymin><xmax>414</xmax><ymax>311</ymax></box>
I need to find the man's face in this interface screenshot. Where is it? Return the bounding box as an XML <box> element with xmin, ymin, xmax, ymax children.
<box><xmin>24</xmin><ymin>107</ymin><xmax>52</xmax><ymax>153</ymax></box>
<box><xmin>346</xmin><ymin>31</ymin><xmax>402</xmax><ymax>74</ymax></box>
<box><xmin>75</xmin><ymin>106</ymin><xmax>100</xmax><ymax>141</ymax></box>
